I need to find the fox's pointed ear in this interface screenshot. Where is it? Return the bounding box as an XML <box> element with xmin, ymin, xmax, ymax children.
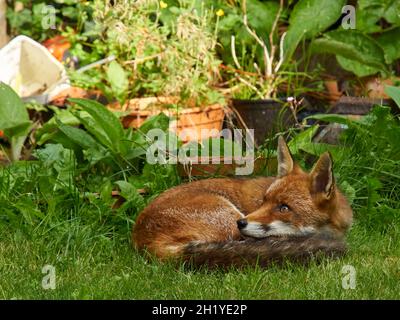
<box><xmin>310</xmin><ymin>152</ymin><xmax>335</xmax><ymax>198</ymax></box>
<box><xmin>277</xmin><ymin>136</ymin><xmax>294</xmax><ymax>177</ymax></box>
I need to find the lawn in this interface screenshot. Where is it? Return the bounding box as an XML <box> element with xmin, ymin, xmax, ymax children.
<box><xmin>1</xmin><ymin>99</ymin><xmax>400</xmax><ymax>300</ymax></box>
<box><xmin>1</xmin><ymin>220</ymin><xmax>399</xmax><ymax>299</ymax></box>
<box><xmin>1</xmin><ymin>0</ymin><xmax>400</xmax><ymax>301</ymax></box>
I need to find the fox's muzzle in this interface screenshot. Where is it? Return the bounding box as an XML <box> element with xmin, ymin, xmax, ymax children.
<box><xmin>237</xmin><ymin>219</ymin><xmax>248</xmax><ymax>230</ymax></box>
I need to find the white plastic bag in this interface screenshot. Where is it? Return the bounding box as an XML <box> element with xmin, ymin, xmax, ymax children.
<box><xmin>0</xmin><ymin>35</ymin><xmax>70</xmax><ymax>104</ymax></box>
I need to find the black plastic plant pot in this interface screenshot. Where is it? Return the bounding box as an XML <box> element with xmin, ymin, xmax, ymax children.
<box><xmin>231</xmin><ymin>99</ymin><xmax>296</xmax><ymax>146</ymax></box>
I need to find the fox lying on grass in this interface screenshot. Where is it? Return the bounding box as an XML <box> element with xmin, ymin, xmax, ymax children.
<box><xmin>133</xmin><ymin>137</ymin><xmax>353</xmax><ymax>268</ymax></box>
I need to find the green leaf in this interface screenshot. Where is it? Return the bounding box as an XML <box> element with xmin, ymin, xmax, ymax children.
<box><xmin>0</xmin><ymin>82</ymin><xmax>30</xmax><ymax>130</ymax></box>
<box><xmin>311</xmin><ymin>30</ymin><xmax>387</xmax><ymax>77</ymax></box>
<box><xmin>246</xmin><ymin>0</ymin><xmax>279</xmax><ymax>39</ymax></box>
<box><xmin>376</xmin><ymin>27</ymin><xmax>400</xmax><ymax>64</ymax></box>
<box><xmin>305</xmin><ymin>113</ymin><xmax>355</xmax><ymax>126</ymax></box>
<box><xmin>68</xmin><ymin>98</ymin><xmax>125</xmax><ymax>153</ymax></box>
<box><xmin>284</xmin><ymin>0</ymin><xmax>345</xmax><ymax>61</ymax></box>
<box><xmin>357</xmin><ymin>0</ymin><xmax>400</xmax><ymax>30</ymax></box>
<box><xmin>73</xmin><ymin>111</ymin><xmax>112</xmax><ymax>150</ymax></box>
<box><xmin>0</xmin><ymin>83</ymin><xmax>32</xmax><ymax>160</ymax></box>
<box><xmin>288</xmin><ymin>125</ymin><xmax>319</xmax><ymax>155</ymax></box>
<box><xmin>384</xmin><ymin>85</ymin><xmax>400</xmax><ymax>109</ymax></box>
<box><xmin>287</xmin><ymin>125</ymin><xmax>341</xmax><ymax>158</ymax></box>
<box><xmin>115</xmin><ymin>180</ymin><xmax>144</xmax><ymax>206</ymax></box>
<box><xmin>13</xmin><ymin>198</ymin><xmax>45</xmax><ymax>225</ymax></box>
<box><xmin>56</xmin><ymin>119</ymin><xmax>99</xmax><ymax>150</ymax></box>
<box><xmin>5</xmin><ymin>122</ymin><xmax>32</xmax><ymax>161</ymax></box>
<box><xmin>34</xmin><ymin>144</ymin><xmax>77</xmax><ymax>190</ymax></box>
<box><xmin>336</xmin><ymin>56</ymin><xmax>381</xmax><ymax>78</ymax></box>
<box><xmin>139</xmin><ymin>113</ymin><xmax>170</xmax><ymax>134</ymax></box>
<box><xmin>106</xmin><ymin>61</ymin><xmax>128</xmax><ymax>104</ymax></box>
<box><xmin>36</xmin><ymin>108</ymin><xmax>80</xmax><ymax>145</ymax></box>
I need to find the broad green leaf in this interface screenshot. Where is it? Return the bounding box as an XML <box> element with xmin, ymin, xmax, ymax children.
<box><xmin>0</xmin><ymin>83</ymin><xmax>32</xmax><ymax>160</ymax></box>
<box><xmin>376</xmin><ymin>28</ymin><xmax>400</xmax><ymax>64</ymax></box>
<box><xmin>45</xmin><ymin>130</ymin><xmax>85</xmax><ymax>157</ymax></box>
<box><xmin>245</xmin><ymin>0</ymin><xmax>280</xmax><ymax>39</ymax></box>
<box><xmin>288</xmin><ymin>125</ymin><xmax>319</xmax><ymax>155</ymax></box>
<box><xmin>384</xmin><ymin>85</ymin><xmax>400</xmax><ymax>109</ymax></box>
<box><xmin>115</xmin><ymin>180</ymin><xmax>144</xmax><ymax>206</ymax></box>
<box><xmin>5</xmin><ymin>121</ymin><xmax>32</xmax><ymax>161</ymax></box>
<box><xmin>284</xmin><ymin>0</ymin><xmax>345</xmax><ymax>61</ymax></box>
<box><xmin>336</xmin><ymin>56</ymin><xmax>380</xmax><ymax>77</ymax></box>
<box><xmin>115</xmin><ymin>181</ymin><xmax>135</xmax><ymax>200</ymax></box>
<box><xmin>35</xmin><ymin>108</ymin><xmax>80</xmax><ymax>145</ymax></box>
<box><xmin>68</xmin><ymin>98</ymin><xmax>125</xmax><ymax>153</ymax></box>
<box><xmin>13</xmin><ymin>198</ymin><xmax>44</xmax><ymax>225</ymax></box>
<box><xmin>356</xmin><ymin>5</ymin><xmax>384</xmax><ymax>33</ymax></box>
<box><xmin>0</xmin><ymin>82</ymin><xmax>30</xmax><ymax>129</ymax></box>
<box><xmin>106</xmin><ymin>61</ymin><xmax>128</xmax><ymax>103</ymax></box>
<box><xmin>357</xmin><ymin>0</ymin><xmax>400</xmax><ymax>28</ymax></box>
<box><xmin>74</xmin><ymin>110</ymin><xmax>112</xmax><ymax>150</ymax></box>
<box><xmin>311</xmin><ymin>30</ymin><xmax>387</xmax><ymax>76</ymax></box>
<box><xmin>56</xmin><ymin>119</ymin><xmax>99</xmax><ymax>150</ymax></box>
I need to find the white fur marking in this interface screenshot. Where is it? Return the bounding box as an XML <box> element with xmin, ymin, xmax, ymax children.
<box><xmin>241</xmin><ymin>221</ymin><xmax>317</xmax><ymax>238</ymax></box>
<box><xmin>266</xmin><ymin>221</ymin><xmax>298</xmax><ymax>236</ymax></box>
<box><xmin>299</xmin><ymin>226</ymin><xmax>317</xmax><ymax>234</ymax></box>
<box><xmin>240</xmin><ymin>222</ymin><xmax>268</xmax><ymax>238</ymax></box>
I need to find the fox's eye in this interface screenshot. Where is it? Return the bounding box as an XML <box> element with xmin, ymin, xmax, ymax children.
<box><xmin>278</xmin><ymin>204</ymin><xmax>290</xmax><ymax>213</ymax></box>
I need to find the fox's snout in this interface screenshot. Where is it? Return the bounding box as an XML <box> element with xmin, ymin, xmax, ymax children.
<box><xmin>237</xmin><ymin>218</ymin><xmax>272</xmax><ymax>238</ymax></box>
<box><xmin>236</xmin><ymin>219</ymin><xmax>248</xmax><ymax>230</ymax></box>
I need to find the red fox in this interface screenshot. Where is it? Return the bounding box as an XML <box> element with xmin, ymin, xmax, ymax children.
<box><xmin>133</xmin><ymin>137</ymin><xmax>353</xmax><ymax>268</ymax></box>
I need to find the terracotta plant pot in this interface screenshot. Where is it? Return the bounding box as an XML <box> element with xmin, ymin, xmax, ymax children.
<box><xmin>50</xmin><ymin>87</ymin><xmax>108</xmax><ymax>107</ymax></box>
<box><xmin>363</xmin><ymin>77</ymin><xmax>400</xmax><ymax>99</ymax></box>
<box><xmin>324</xmin><ymin>79</ymin><xmax>342</xmax><ymax>103</ymax></box>
<box><xmin>177</xmin><ymin>156</ymin><xmax>276</xmax><ymax>178</ymax></box>
<box><xmin>109</xmin><ymin>97</ymin><xmax>226</xmax><ymax>142</ymax></box>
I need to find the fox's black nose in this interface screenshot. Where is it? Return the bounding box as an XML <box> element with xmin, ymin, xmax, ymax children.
<box><xmin>237</xmin><ymin>219</ymin><xmax>248</xmax><ymax>230</ymax></box>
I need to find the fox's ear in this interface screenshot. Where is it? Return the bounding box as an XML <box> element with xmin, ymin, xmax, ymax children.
<box><xmin>310</xmin><ymin>152</ymin><xmax>335</xmax><ymax>198</ymax></box>
<box><xmin>277</xmin><ymin>136</ymin><xmax>294</xmax><ymax>177</ymax></box>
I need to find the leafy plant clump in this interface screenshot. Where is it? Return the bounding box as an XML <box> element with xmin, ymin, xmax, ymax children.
<box><xmin>312</xmin><ymin>0</ymin><xmax>400</xmax><ymax>77</ymax></box>
<box><xmin>0</xmin><ymin>96</ymin><xmax>181</xmax><ymax>235</ymax></box>
<box><xmin>214</xmin><ymin>0</ymin><xmax>345</xmax><ymax>99</ymax></box>
<box><xmin>6</xmin><ymin>0</ymin><xmax>93</xmax><ymax>42</ymax></box>
<box><xmin>68</xmin><ymin>0</ymin><xmax>224</xmax><ymax>107</ymax></box>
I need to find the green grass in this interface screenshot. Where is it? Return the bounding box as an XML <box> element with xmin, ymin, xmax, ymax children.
<box><xmin>1</xmin><ymin>105</ymin><xmax>399</xmax><ymax>299</ymax></box>
<box><xmin>1</xmin><ymin>220</ymin><xmax>399</xmax><ymax>300</ymax></box>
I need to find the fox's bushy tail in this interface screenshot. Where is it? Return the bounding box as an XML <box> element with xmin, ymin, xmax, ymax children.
<box><xmin>183</xmin><ymin>234</ymin><xmax>347</xmax><ymax>269</ymax></box>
